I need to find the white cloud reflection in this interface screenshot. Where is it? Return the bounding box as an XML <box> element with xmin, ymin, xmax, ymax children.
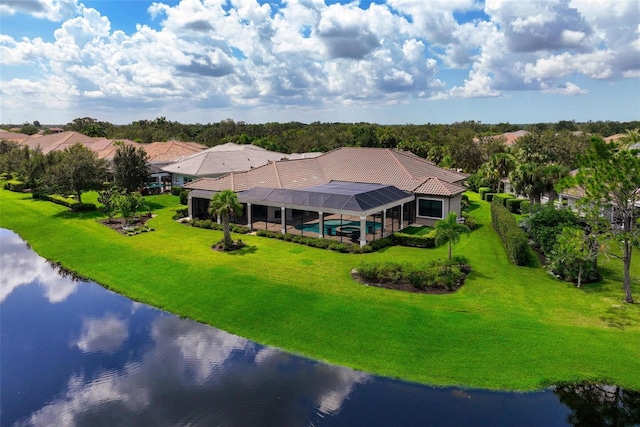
<box><xmin>0</xmin><ymin>230</ymin><xmax>79</xmax><ymax>303</ymax></box>
<box><xmin>75</xmin><ymin>314</ymin><xmax>129</xmax><ymax>354</ymax></box>
<box><xmin>16</xmin><ymin>315</ymin><xmax>370</xmax><ymax>426</ymax></box>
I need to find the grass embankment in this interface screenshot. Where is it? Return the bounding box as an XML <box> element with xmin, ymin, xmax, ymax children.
<box><xmin>1</xmin><ymin>188</ymin><xmax>638</xmax><ymax>391</ymax></box>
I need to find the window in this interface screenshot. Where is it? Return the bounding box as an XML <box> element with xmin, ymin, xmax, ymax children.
<box><xmin>418</xmin><ymin>199</ymin><xmax>443</xmax><ymax>218</ymax></box>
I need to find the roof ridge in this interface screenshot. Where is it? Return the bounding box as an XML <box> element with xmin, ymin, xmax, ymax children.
<box><xmin>273</xmin><ymin>161</ymin><xmax>282</xmax><ymax>188</ymax></box>
<box><xmin>388</xmin><ymin>149</ymin><xmax>413</xmax><ymax>178</ymax></box>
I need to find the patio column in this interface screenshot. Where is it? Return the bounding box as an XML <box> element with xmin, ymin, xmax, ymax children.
<box><xmin>382</xmin><ymin>209</ymin><xmax>387</xmax><ymax>237</ymax></box>
<box><xmin>246</xmin><ymin>203</ymin><xmax>252</xmax><ymax>228</ymax></box>
<box><xmin>359</xmin><ymin>216</ymin><xmax>367</xmax><ymax>247</ymax></box>
<box><xmin>318</xmin><ymin>212</ymin><xmax>324</xmax><ymax>239</ymax></box>
<box><xmin>400</xmin><ymin>203</ymin><xmax>404</xmax><ymax>230</ymax></box>
<box><xmin>281</xmin><ymin>207</ymin><xmax>286</xmax><ymax>234</ymax></box>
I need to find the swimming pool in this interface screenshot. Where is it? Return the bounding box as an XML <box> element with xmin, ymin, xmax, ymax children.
<box><xmin>295</xmin><ymin>219</ymin><xmax>381</xmax><ymax>235</ymax></box>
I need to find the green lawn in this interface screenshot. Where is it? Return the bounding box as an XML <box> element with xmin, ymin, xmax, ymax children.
<box><xmin>1</xmin><ymin>188</ymin><xmax>639</xmax><ymax>391</ymax></box>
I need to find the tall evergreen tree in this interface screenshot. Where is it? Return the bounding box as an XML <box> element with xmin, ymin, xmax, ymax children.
<box><xmin>113</xmin><ymin>143</ymin><xmax>150</xmax><ymax>193</ymax></box>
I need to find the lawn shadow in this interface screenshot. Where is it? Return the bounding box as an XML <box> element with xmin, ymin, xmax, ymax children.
<box><xmin>227</xmin><ymin>245</ymin><xmax>258</xmax><ymax>256</ymax></box>
<box><xmin>145</xmin><ymin>200</ymin><xmax>166</xmax><ymax>211</ymax></box>
<box><xmin>464</xmin><ymin>202</ymin><xmax>480</xmax><ymax>212</ymax></box>
<box><xmin>51</xmin><ymin>209</ymin><xmax>104</xmax><ymax>220</ymax></box>
<box><xmin>599</xmin><ymin>304</ymin><xmax>638</xmax><ymax>330</ymax></box>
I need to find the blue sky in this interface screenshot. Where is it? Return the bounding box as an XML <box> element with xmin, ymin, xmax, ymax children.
<box><xmin>0</xmin><ymin>0</ymin><xmax>638</xmax><ymax>125</ymax></box>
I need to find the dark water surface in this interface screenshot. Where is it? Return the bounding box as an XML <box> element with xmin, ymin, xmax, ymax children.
<box><xmin>1</xmin><ymin>228</ymin><xmax>638</xmax><ymax>426</ymax></box>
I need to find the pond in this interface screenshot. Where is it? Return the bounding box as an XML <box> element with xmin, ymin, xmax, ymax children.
<box><xmin>1</xmin><ymin>228</ymin><xmax>638</xmax><ymax>426</ymax></box>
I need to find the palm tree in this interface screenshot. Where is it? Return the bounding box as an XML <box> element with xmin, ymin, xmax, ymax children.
<box><xmin>208</xmin><ymin>190</ymin><xmax>244</xmax><ymax>251</ymax></box>
<box><xmin>434</xmin><ymin>213</ymin><xmax>470</xmax><ymax>260</ymax></box>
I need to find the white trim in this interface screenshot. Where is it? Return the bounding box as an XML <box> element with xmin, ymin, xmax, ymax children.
<box><xmin>416</xmin><ymin>197</ymin><xmax>447</xmax><ymax>220</ymax></box>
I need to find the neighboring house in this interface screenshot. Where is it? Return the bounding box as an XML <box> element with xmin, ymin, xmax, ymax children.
<box><xmin>16</xmin><ymin>132</ymin><xmax>207</xmax><ymax>191</ymax></box>
<box><xmin>0</xmin><ymin>130</ymin><xmax>31</xmax><ymax>144</ymax></box>
<box><xmin>184</xmin><ymin>147</ymin><xmax>467</xmax><ymax>245</ymax></box>
<box><xmin>161</xmin><ymin>142</ymin><xmax>322</xmax><ymax>187</ymax></box>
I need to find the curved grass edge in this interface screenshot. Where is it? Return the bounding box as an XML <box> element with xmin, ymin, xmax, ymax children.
<box><xmin>1</xmin><ymin>188</ymin><xmax>639</xmax><ymax>392</ymax></box>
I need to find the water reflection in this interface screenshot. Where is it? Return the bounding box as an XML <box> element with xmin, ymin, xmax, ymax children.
<box><xmin>554</xmin><ymin>383</ymin><xmax>640</xmax><ymax>426</ymax></box>
<box><xmin>2</xmin><ymin>228</ymin><xmax>639</xmax><ymax>427</ymax></box>
<box><xmin>0</xmin><ymin>230</ymin><xmax>79</xmax><ymax>303</ymax></box>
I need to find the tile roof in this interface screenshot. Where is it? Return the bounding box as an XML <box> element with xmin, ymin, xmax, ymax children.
<box><xmin>185</xmin><ymin>147</ymin><xmax>468</xmax><ymax>197</ymax></box>
<box><xmin>16</xmin><ymin>133</ymin><xmax>206</xmax><ymax>164</ymax></box>
<box><xmin>0</xmin><ymin>130</ymin><xmax>31</xmax><ymax>142</ymax></box>
<box><xmin>161</xmin><ymin>143</ymin><xmax>302</xmax><ymax>176</ymax></box>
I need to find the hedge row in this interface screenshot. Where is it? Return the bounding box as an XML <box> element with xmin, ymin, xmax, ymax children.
<box><xmin>4</xmin><ymin>180</ymin><xmax>27</xmax><ymax>192</ymax></box>
<box><xmin>188</xmin><ymin>219</ymin><xmax>251</xmax><ymax>234</ymax></box>
<box><xmin>490</xmin><ymin>200</ymin><xmax>529</xmax><ymax>266</ymax></box>
<box><xmin>391</xmin><ymin>232</ymin><xmax>436</xmax><ymax>248</ymax></box>
<box><xmin>32</xmin><ymin>192</ymin><xmax>97</xmax><ymax>212</ymax></box>
<box><xmin>479</xmin><ymin>187</ymin><xmax>492</xmax><ymax>200</ymax></box>
<box><xmin>255</xmin><ymin>229</ymin><xmax>384</xmax><ymax>253</ymax></box>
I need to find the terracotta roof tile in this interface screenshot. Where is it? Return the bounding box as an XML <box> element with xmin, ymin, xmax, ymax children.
<box><xmin>185</xmin><ymin>147</ymin><xmax>468</xmax><ymax>197</ymax></box>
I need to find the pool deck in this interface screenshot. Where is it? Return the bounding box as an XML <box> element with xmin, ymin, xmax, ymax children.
<box><xmin>248</xmin><ymin>214</ymin><xmax>409</xmax><ymax>244</ymax></box>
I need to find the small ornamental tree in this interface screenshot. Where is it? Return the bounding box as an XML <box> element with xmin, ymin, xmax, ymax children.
<box><xmin>434</xmin><ymin>212</ymin><xmax>470</xmax><ymax>260</ymax></box>
<box><xmin>118</xmin><ymin>191</ymin><xmax>148</xmax><ymax>224</ymax></box>
<box><xmin>208</xmin><ymin>190</ymin><xmax>244</xmax><ymax>251</ymax></box>
<box><xmin>548</xmin><ymin>227</ymin><xmax>599</xmax><ymax>288</ymax></box>
<box><xmin>559</xmin><ymin>137</ymin><xmax>640</xmax><ymax>303</ymax></box>
<box><xmin>98</xmin><ymin>185</ymin><xmax>119</xmax><ymax>222</ymax></box>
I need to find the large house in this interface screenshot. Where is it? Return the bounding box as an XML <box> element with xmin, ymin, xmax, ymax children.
<box><xmin>161</xmin><ymin>142</ymin><xmax>322</xmax><ymax>187</ymax></box>
<box><xmin>184</xmin><ymin>147</ymin><xmax>467</xmax><ymax>246</ymax></box>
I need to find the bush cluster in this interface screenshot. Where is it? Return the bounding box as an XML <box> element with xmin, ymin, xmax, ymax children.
<box><xmin>505</xmin><ymin>198</ymin><xmax>528</xmax><ymax>214</ymax></box>
<box><xmin>172</xmin><ymin>207</ymin><xmax>189</xmax><ymax>220</ymax></box>
<box><xmin>254</xmin><ymin>229</ymin><xmax>394</xmax><ymax>253</ymax></box>
<box><xmin>391</xmin><ymin>230</ymin><xmax>436</xmax><ymax>248</ymax></box>
<box><xmin>484</xmin><ymin>192</ymin><xmax>496</xmax><ymax>202</ymax></box>
<box><xmin>170</xmin><ymin>186</ymin><xmax>182</xmax><ymax>196</ymax></box>
<box><xmin>4</xmin><ymin>180</ymin><xmax>27</xmax><ymax>192</ymax></box>
<box><xmin>357</xmin><ymin>257</ymin><xmax>470</xmax><ymax>291</ymax></box>
<box><xmin>124</xmin><ymin>225</ymin><xmax>155</xmax><ymax>236</ymax></box>
<box><xmin>491</xmin><ymin>200</ymin><xmax>529</xmax><ymax>266</ymax></box>
<box><xmin>520</xmin><ymin>204</ymin><xmax>580</xmax><ymax>255</ymax></box>
<box><xmin>189</xmin><ymin>219</ymin><xmax>250</xmax><ymax>234</ymax></box>
<box><xmin>520</xmin><ymin>201</ymin><xmax>531</xmax><ymax>214</ymax></box>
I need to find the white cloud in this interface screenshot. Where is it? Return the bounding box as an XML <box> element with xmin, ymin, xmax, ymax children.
<box><xmin>0</xmin><ymin>0</ymin><xmax>638</xmax><ymax>123</ymax></box>
<box><xmin>0</xmin><ymin>0</ymin><xmax>81</xmax><ymax>21</ymax></box>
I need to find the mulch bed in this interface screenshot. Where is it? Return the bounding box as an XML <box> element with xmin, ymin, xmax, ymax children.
<box><xmin>98</xmin><ymin>213</ymin><xmax>153</xmax><ymax>236</ymax></box>
<box><xmin>350</xmin><ymin>269</ymin><xmax>460</xmax><ymax>294</ymax></box>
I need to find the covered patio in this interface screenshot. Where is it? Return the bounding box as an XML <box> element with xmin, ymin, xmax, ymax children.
<box><xmin>189</xmin><ymin>181</ymin><xmax>415</xmax><ymax>246</ymax></box>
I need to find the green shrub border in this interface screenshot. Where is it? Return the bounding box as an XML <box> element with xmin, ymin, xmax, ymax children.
<box><xmin>490</xmin><ymin>200</ymin><xmax>529</xmax><ymax>266</ymax></box>
<box><xmin>505</xmin><ymin>198</ymin><xmax>528</xmax><ymax>214</ymax></box>
<box><xmin>479</xmin><ymin>187</ymin><xmax>492</xmax><ymax>200</ymax></box>
<box><xmin>4</xmin><ymin>180</ymin><xmax>27</xmax><ymax>192</ymax></box>
<box><xmin>188</xmin><ymin>219</ymin><xmax>251</xmax><ymax>234</ymax></box>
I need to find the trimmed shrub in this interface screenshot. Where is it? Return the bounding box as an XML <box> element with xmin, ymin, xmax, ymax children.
<box><xmin>4</xmin><ymin>180</ymin><xmax>27</xmax><ymax>192</ymax></box>
<box><xmin>491</xmin><ymin>200</ymin><xmax>529</xmax><ymax>266</ymax></box>
<box><xmin>392</xmin><ymin>232</ymin><xmax>435</xmax><ymax>248</ymax></box>
<box><xmin>179</xmin><ymin>189</ymin><xmax>189</xmax><ymax>205</ymax></box>
<box><xmin>484</xmin><ymin>192</ymin><xmax>496</xmax><ymax>202</ymax></box>
<box><xmin>70</xmin><ymin>203</ymin><xmax>97</xmax><ymax>212</ymax></box>
<box><xmin>505</xmin><ymin>198</ymin><xmax>527</xmax><ymax>214</ymax></box>
<box><xmin>520</xmin><ymin>200</ymin><xmax>531</xmax><ymax>214</ymax></box>
<box><xmin>171</xmin><ymin>186</ymin><xmax>182</xmax><ymax>196</ymax></box>
<box><xmin>188</xmin><ymin>219</ymin><xmax>250</xmax><ymax>234</ymax></box>
<box><xmin>479</xmin><ymin>187</ymin><xmax>492</xmax><ymax>200</ymax></box>
<box><xmin>357</xmin><ymin>259</ymin><xmax>471</xmax><ymax>291</ymax></box>
<box><xmin>493</xmin><ymin>193</ymin><xmax>515</xmax><ymax>207</ymax></box>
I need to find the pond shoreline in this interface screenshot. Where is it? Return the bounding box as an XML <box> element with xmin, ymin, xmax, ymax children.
<box><xmin>1</xmin><ymin>188</ymin><xmax>639</xmax><ymax>392</ymax></box>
